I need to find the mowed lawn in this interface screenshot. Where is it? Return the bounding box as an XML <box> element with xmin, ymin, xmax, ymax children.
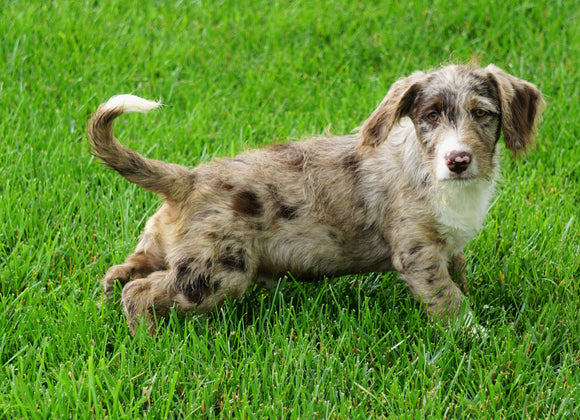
<box><xmin>1</xmin><ymin>0</ymin><xmax>579</xmax><ymax>418</ymax></box>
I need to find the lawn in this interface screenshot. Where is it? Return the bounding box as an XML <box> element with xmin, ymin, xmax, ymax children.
<box><xmin>1</xmin><ymin>0</ymin><xmax>579</xmax><ymax>418</ymax></box>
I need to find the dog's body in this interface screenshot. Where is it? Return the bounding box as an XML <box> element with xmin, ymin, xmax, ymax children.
<box><xmin>88</xmin><ymin>65</ymin><xmax>544</xmax><ymax>334</ymax></box>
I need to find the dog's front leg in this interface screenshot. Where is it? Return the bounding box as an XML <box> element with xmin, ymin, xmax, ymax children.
<box><xmin>392</xmin><ymin>244</ymin><xmax>466</xmax><ymax>322</ymax></box>
<box><xmin>449</xmin><ymin>252</ymin><xmax>468</xmax><ymax>295</ymax></box>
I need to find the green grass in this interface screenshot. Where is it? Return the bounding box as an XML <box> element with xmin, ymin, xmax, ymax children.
<box><xmin>1</xmin><ymin>0</ymin><xmax>579</xmax><ymax>417</ymax></box>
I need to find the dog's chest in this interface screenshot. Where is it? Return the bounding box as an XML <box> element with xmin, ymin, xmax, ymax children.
<box><xmin>433</xmin><ymin>180</ymin><xmax>495</xmax><ymax>254</ymax></box>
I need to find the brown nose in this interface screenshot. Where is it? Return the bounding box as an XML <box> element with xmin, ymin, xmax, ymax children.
<box><xmin>445</xmin><ymin>151</ymin><xmax>471</xmax><ymax>174</ymax></box>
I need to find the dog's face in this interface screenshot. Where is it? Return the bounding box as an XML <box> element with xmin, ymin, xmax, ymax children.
<box><xmin>361</xmin><ymin>65</ymin><xmax>545</xmax><ymax>183</ymax></box>
<box><xmin>413</xmin><ymin>69</ymin><xmax>502</xmax><ymax>182</ymax></box>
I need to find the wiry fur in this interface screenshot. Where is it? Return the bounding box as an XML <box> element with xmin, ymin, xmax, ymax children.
<box><xmin>88</xmin><ymin>65</ymin><xmax>545</xmax><ymax>334</ymax></box>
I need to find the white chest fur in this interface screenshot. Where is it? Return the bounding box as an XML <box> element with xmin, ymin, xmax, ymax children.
<box><xmin>433</xmin><ymin>179</ymin><xmax>496</xmax><ymax>254</ymax></box>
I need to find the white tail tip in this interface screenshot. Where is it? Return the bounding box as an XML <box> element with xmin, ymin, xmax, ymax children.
<box><xmin>102</xmin><ymin>94</ymin><xmax>162</xmax><ymax>114</ymax></box>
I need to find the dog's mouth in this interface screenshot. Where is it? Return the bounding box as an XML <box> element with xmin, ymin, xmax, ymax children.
<box><xmin>446</xmin><ymin>170</ymin><xmax>473</xmax><ymax>179</ymax></box>
<box><xmin>440</xmin><ymin>171</ymin><xmax>478</xmax><ymax>184</ymax></box>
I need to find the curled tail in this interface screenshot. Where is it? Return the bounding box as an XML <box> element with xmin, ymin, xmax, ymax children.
<box><xmin>88</xmin><ymin>95</ymin><xmax>193</xmax><ymax>202</ymax></box>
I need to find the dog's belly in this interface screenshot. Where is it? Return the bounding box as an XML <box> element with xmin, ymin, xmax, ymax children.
<box><xmin>256</xmin><ymin>223</ymin><xmax>393</xmax><ymax>280</ymax></box>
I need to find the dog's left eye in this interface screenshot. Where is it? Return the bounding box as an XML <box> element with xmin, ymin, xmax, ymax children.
<box><xmin>426</xmin><ymin>111</ymin><xmax>440</xmax><ymax>122</ymax></box>
<box><xmin>473</xmin><ymin>109</ymin><xmax>489</xmax><ymax>119</ymax></box>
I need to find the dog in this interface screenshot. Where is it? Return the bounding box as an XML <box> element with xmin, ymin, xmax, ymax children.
<box><xmin>88</xmin><ymin>64</ymin><xmax>545</xmax><ymax>334</ymax></box>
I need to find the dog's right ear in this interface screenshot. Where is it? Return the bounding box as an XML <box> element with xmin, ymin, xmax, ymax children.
<box><xmin>360</xmin><ymin>71</ymin><xmax>426</xmax><ymax>147</ymax></box>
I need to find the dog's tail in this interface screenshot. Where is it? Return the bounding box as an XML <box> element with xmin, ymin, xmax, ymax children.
<box><xmin>88</xmin><ymin>95</ymin><xmax>193</xmax><ymax>202</ymax></box>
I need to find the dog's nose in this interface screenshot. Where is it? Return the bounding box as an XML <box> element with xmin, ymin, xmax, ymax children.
<box><xmin>445</xmin><ymin>151</ymin><xmax>471</xmax><ymax>174</ymax></box>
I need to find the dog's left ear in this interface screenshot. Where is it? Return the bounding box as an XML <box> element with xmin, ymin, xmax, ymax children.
<box><xmin>486</xmin><ymin>64</ymin><xmax>546</xmax><ymax>156</ymax></box>
<box><xmin>360</xmin><ymin>71</ymin><xmax>426</xmax><ymax>147</ymax></box>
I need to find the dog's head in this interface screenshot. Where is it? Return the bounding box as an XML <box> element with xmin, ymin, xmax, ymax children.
<box><xmin>360</xmin><ymin>65</ymin><xmax>545</xmax><ymax>181</ymax></box>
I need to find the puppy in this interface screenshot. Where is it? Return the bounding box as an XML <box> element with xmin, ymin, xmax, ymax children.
<box><xmin>88</xmin><ymin>64</ymin><xmax>544</xmax><ymax>334</ymax></box>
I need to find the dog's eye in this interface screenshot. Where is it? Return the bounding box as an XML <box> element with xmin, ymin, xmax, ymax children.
<box><xmin>426</xmin><ymin>111</ymin><xmax>439</xmax><ymax>122</ymax></box>
<box><xmin>473</xmin><ymin>109</ymin><xmax>488</xmax><ymax>119</ymax></box>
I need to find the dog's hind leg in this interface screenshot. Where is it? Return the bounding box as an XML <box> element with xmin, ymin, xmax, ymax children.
<box><xmin>121</xmin><ymin>251</ymin><xmax>257</xmax><ymax>334</ymax></box>
<box><xmin>101</xmin><ymin>232</ymin><xmax>166</xmax><ymax>300</ymax></box>
<box><xmin>121</xmin><ymin>270</ymin><xmax>173</xmax><ymax>335</ymax></box>
<box><xmin>101</xmin><ymin>205</ymin><xmax>177</xmax><ymax>300</ymax></box>
<box><xmin>170</xmin><ymin>251</ymin><xmax>258</xmax><ymax>314</ymax></box>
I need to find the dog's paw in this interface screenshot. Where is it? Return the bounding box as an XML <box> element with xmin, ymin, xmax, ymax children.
<box><xmin>121</xmin><ymin>279</ymin><xmax>165</xmax><ymax>336</ymax></box>
<box><xmin>102</xmin><ymin>264</ymin><xmax>135</xmax><ymax>296</ymax></box>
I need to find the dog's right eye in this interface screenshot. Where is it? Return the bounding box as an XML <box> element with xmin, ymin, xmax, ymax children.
<box><xmin>473</xmin><ymin>108</ymin><xmax>490</xmax><ymax>119</ymax></box>
<box><xmin>426</xmin><ymin>111</ymin><xmax>439</xmax><ymax>122</ymax></box>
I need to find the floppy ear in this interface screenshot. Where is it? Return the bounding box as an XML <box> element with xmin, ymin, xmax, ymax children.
<box><xmin>360</xmin><ymin>71</ymin><xmax>426</xmax><ymax>147</ymax></box>
<box><xmin>486</xmin><ymin>64</ymin><xmax>546</xmax><ymax>156</ymax></box>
